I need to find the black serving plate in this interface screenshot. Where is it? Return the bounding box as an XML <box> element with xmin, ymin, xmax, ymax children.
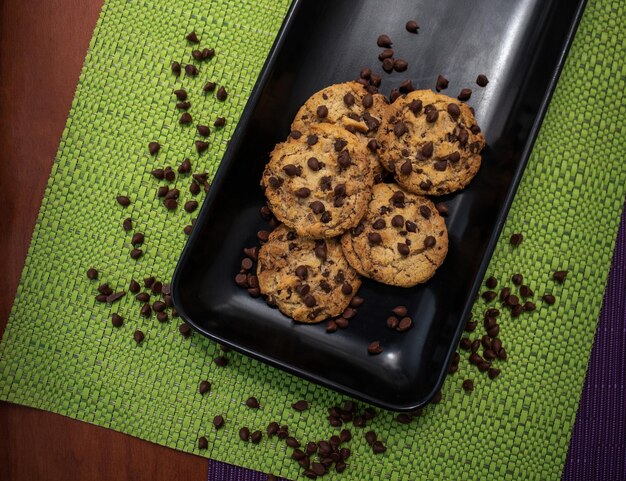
<box><xmin>172</xmin><ymin>0</ymin><xmax>586</xmax><ymax>411</ymax></box>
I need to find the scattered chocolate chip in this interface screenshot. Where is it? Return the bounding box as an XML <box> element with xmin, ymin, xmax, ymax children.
<box><xmin>171</xmin><ymin>61</ymin><xmax>181</xmax><ymax>76</ymax></box>
<box><xmin>406</xmin><ymin>20</ymin><xmax>419</xmax><ymax>33</ymax></box>
<box><xmin>485</xmin><ymin>276</ymin><xmax>498</xmax><ymax>289</ymax></box>
<box><xmin>397</xmin><ymin>317</ymin><xmax>412</xmax><ymax>332</ymax></box>
<box><xmin>476</xmin><ymin>74</ymin><xmax>489</xmax><ymax>87</ymax></box>
<box><xmin>372</xmin><ymin>441</ymin><xmax>386</xmax><ymax>454</ymax></box>
<box><xmin>436</xmin><ymin>74</ymin><xmax>449</xmax><ymax>91</ymax></box>
<box><xmin>133</xmin><ymin>330</ymin><xmax>144</xmax><ymax>344</ymax></box>
<box><xmin>500</xmin><ymin>287</ymin><xmax>511</xmax><ymax>301</ymax></box>
<box><xmin>185</xmin><ymin>64</ymin><xmax>199</xmax><ymax>77</ymax></box>
<box><xmin>462</xmin><ymin>379</ymin><xmax>474</xmax><ymax>392</ymax></box>
<box><xmin>184</xmin><ymin>200</ymin><xmax>198</xmax><ymax>213</ymax></box>
<box><xmin>130</xmin><ymin>248</ymin><xmax>143</xmax><ymax>260</ymax></box>
<box><xmin>179</xmin><ymin>323</ymin><xmax>191</xmax><ymax>337</ymax></box>
<box><xmin>250</xmin><ymin>430</ymin><xmax>262</xmax><ymax>444</ymax></box>
<box><xmin>116</xmin><ymin>195</ymin><xmax>130</xmax><ymax>207</ymax></box>
<box><xmin>367</xmin><ymin>341</ymin><xmax>382</xmax><ymax>355</ymax></box>
<box><xmin>519</xmin><ymin>285</ymin><xmax>533</xmax><ymax>297</ymax></box>
<box><xmin>110</xmin><ymin>313</ymin><xmax>123</xmax><ymax>328</ymax></box>
<box><xmin>488</xmin><ymin>367</ymin><xmax>501</xmax><ymax>379</ymax></box>
<box><xmin>198</xmin><ymin>380</ymin><xmax>211</xmax><ymax>395</ymax></box>
<box><xmin>216</xmin><ymin>86</ymin><xmax>228</xmax><ymax>101</ymax></box>
<box><xmin>377</xmin><ymin>34</ymin><xmax>392</xmax><ymax>47</ymax></box>
<box><xmin>458</xmin><ymin>88</ymin><xmax>472</xmax><ymax>101</ymax></box>
<box><xmin>382</xmin><ymin>58</ymin><xmax>394</xmax><ymax>73</ymax></box>
<box><xmin>176</xmin><ymin>101</ymin><xmax>191</xmax><ymax>110</ymax></box>
<box><xmin>393</xmin><ymin>59</ymin><xmax>408</xmax><ymax>72</ymax></box>
<box><xmin>122</xmin><ymin>217</ymin><xmax>133</xmax><ymax>231</ymax></box>
<box><xmin>399</xmin><ymin>79</ymin><xmax>415</xmax><ymax>93</ymax></box>
<box><xmin>195</xmin><ymin>140</ymin><xmax>209</xmax><ymax>153</ymax></box>
<box><xmin>523</xmin><ymin>301</ymin><xmax>536</xmax><ymax>311</ymax></box>
<box><xmin>292</xmin><ymin>400</ymin><xmax>309</xmax><ymax>412</ymax></box>
<box><xmin>239</xmin><ymin>427</ymin><xmax>250</xmax><ymax>441</ymax></box>
<box><xmin>553</xmin><ymin>270</ymin><xmax>568</xmax><ymax>284</ymax></box>
<box><xmin>512</xmin><ymin>274</ymin><xmax>523</xmax><ymax>285</ymax></box>
<box><xmin>510</xmin><ymin>233</ymin><xmax>523</xmax><ymax>246</ymax></box>
<box><xmin>542</xmin><ymin>294</ymin><xmax>556</xmax><ymax>305</ymax></box>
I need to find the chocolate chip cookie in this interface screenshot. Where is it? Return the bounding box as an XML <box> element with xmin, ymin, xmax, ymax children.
<box><xmin>291</xmin><ymin>81</ymin><xmax>388</xmax><ymax>182</ymax></box>
<box><xmin>341</xmin><ymin>183</ymin><xmax>448</xmax><ymax>287</ymax></box>
<box><xmin>261</xmin><ymin>124</ymin><xmax>372</xmax><ymax>239</ymax></box>
<box><xmin>257</xmin><ymin>225</ymin><xmax>362</xmax><ymax>323</ymax></box>
<box><xmin>377</xmin><ymin>90</ymin><xmax>485</xmax><ymax>195</ymax></box>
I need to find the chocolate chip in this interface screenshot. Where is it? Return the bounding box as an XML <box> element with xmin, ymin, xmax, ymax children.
<box><xmin>553</xmin><ymin>270</ymin><xmax>568</xmax><ymax>284</ymax></box>
<box><xmin>292</xmin><ymin>400</ymin><xmax>309</xmax><ymax>412</ymax></box>
<box><xmin>339</xmin><ymin>283</ymin><xmax>352</xmax><ymax>296</ymax></box>
<box><xmin>314</xmin><ymin>242</ymin><xmax>327</xmax><ymax>261</ymax></box>
<box><xmin>420</xmin><ymin>179</ymin><xmax>432</xmax><ymax>191</ymax></box>
<box><xmin>337</xmin><ymin>150</ymin><xmax>352</xmax><ymax>169</ymax></box>
<box><xmin>185</xmin><ymin>31</ymin><xmax>199</xmax><ymax>43</ymax></box>
<box><xmin>394</xmin><ymin>121</ymin><xmax>408</xmax><ymax>137</ymax></box>
<box><xmin>176</xmin><ymin>101</ymin><xmax>191</xmax><ymax>110</ymax></box>
<box><xmin>397</xmin><ymin>317</ymin><xmax>412</xmax><ymax>332</ymax></box>
<box><xmin>202</xmin><ymin>48</ymin><xmax>215</xmax><ymax>60</ymax></box>
<box><xmin>510</xmin><ymin>234</ymin><xmax>524</xmax><ymax>247</ymax></box>
<box><xmin>359</xmin><ymin>67</ymin><xmax>372</xmax><ymax>79</ymax></box>
<box><xmin>133</xmin><ymin>329</ymin><xmax>144</xmax><ymax>344</ymax></box>
<box><xmin>116</xmin><ymin>195</ymin><xmax>130</xmax><ymax>207</ymax></box>
<box><xmin>462</xmin><ymin>379</ymin><xmax>474</xmax><ymax>392</ymax></box>
<box><xmin>343</xmin><ymin>92</ymin><xmax>355</xmax><ymax>107</ymax></box>
<box><xmin>249</xmin><ymin>430</ymin><xmax>262</xmax><ymax>444</ymax></box>
<box><xmin>487</xmin><ymin>325</ymin><xmax>500</xmax><ymax>338</ymax></box>
<box><xmin>378</xmin><ymin>49</ymin><xmax>394</xmax><ymax>61</ymax></box>
<box><xmin>476</xmin><ymin>74</ymin><xmax>489</xmax><ymax>87</ymax></box>
<box><xmin>483</xmin><ymin>276</ymin><xmax>497</xmax><ymax>289</ymax></box>
<box><xmin>316</xmin><ymin>105</ymin><xmax>329</xmax><ymax>118</ymax></box>
<box><xmin>424</xmin><ymin>236</ymin><xmax>436</xmax><ymax>248</ymax></box>
<box><xmin>409</xmin><ymin>99</ymin><xmax>423</xmax><ymax>115</ymax></box>
<box><xmin>367</xmin><ymin>232</ymin><xmax>382</xmax><ymax>245</ymax></box>
<box><xmin>294</xmin><ymin>187</ymin><xmax>311</xmax><ymax>199</ymax></box>
<box><xmin>372</xmin><ymin>219</ymin><xmax>386</xmax><ymax>230</ymax></box>
<box><xmin>426</xmin><ymin>108</ymin><xmax>439</xmax><ymax>123</ymax></box>
<box><xmin>397</xmin><ymin>243</ymin><xmax>410</xmax><ymax>256</ymax></box>
<box><xmin>458</xmin><ymin>88</ymin><xmax>472</xmax><ymax>101</ymax></box>
<box><xmin>372</xmin><ymin>441</ymin><xmax>386</xmax><ymax>454</ymax></box>
<box><xmin>171</xmin><ymin>61</ymin><xmax>181</xmax><ymax>76</ymax></box>
<box><xmin>377</xmin><ymin>34</ymin><xmax>392</xmax><ymax>47</ymax></box>
<box><xmin>393</xmin><ymin>59</ymin><xmax>408</xmax><ymax>72</ymax></box>
<box><xmin>542</xmin><ymin>294</ymin><xmax>556</xmax><ymax>305</ymax></box>
<box><xmin>406</xmin><ymin>20</ymin><xmax>419</xmax><ymax>33</ymax></box>
<box><xmin>395</xmin><ymin>159</ymin><xmax>411</xmax><ymax>175</ymax></box>
<box><xmin>198</xmin><ymin>380</ymin><xmax>211</xmax><ymax>395</ymax></box>
<box><xmin>203</xmin><ymin>81</ymin><xmax>216</xmax><ymax>92</ymax></box>
<box><xmin>510</xmin><ymin>274</ymin><xmax>523</xmax><ymax>286</ymax></box>
<box><xmin>389</xmin><ymin>89</ymin><xmax>401</xmax><ymax>103</ymax></box>
<box><xmin>195</xmin><ymin>140</ymin><xmax>209</xmax><ymax>153</ymax></box>
<box><xmin>177</xmin><ymin>323</ymin><xmax>191</xmax><ymax>338</ymax></box>
<box><xmin>382</xmin><ymin>58</ymin><xmax>394</xmax><ymax>73</ymax></box>
<box><xmin>184</xmin><ymin>64</ymin><xmax>199</xmax><ymax>77</ymax></box>
<box><xmin>306</xmin><ymin>134</ymin><xmax>318</xmax><ymax>146</ymax></box>
<box><xmin>368</xmin><ymin>341</ymin><xmax>382</xmax><ymax>355</ymax></box>
<box><xmin>389</xmin><ymin>215</ymin><xmax>404</xmax><ymax>228</ymax></box>
<box><xmin>309</xmin><ymin>201</ymin><xmax>325</xmax><ymax>215</ymax></box>
<box><xmin>130</xmin><ymin>248</ymin><xmax>143</xmax><ymax>260</ymax></box>
<box><xmin>436</xmin><ymin>74</ymin><xmax>449</xmax><ymax>91</ymax></box>
<box><xmin>519</xmin><ymin>285</ymin><xmax>533</xmax><ymax>297</ymax></box>
<box><xmin>399</xmin><ymin>79</ymin><xmax>415</xmax><ymax>93</ymax></box>
<box><xmin>239</xmin><ymin>427</ymin><xmax>250</xmax><ymax>441</ymax></box>
<box><xmin>500</xmin><ymin>287</ymin><xmax>511</xmax><ymax>301</ymax></box>
<box><xmin>216</xmin><ymin>86</ymin><xmax>228</xmax><ymax>101</ymax></box>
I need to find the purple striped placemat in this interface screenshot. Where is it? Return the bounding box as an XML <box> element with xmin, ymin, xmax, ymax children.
<box><xmin>207</xmin><ymin>203</ymin><xmax>626</xmax><ymax>481</ymax></box>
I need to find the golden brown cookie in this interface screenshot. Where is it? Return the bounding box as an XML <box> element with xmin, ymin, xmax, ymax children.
<box><xmin>341</xmin><ymin>183</ymin><xmax>448</xmax><ymax>287</ymax></box>
<box><xmin>257</xmin><ymin>225</ymin><xmax>362</xmax><ymax>323</ymax></box>
<box><xmin>377</xmin><ymin>90</ymin><xmax>485</xmax><ymax>195</ymax></box>
<box><xmin>261</xmin><ymin>124</ymin><xmax>372</xmax><ymax>239</ymax></box>
<box><xmin>291</xmin><ymin>81</ymin><xmax>388</xmax><ymax>182</ymax></box>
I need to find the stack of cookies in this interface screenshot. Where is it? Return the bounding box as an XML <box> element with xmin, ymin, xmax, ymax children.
<box><xmin>257</xmin><ymin>81</ymin><xmax>485</xmax><ymax>323</ymax></box>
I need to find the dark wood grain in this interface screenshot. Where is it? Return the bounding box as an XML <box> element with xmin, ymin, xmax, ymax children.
<box><xmin>0</xmin><ymin>1</ymin><xmax>207</xmax><ymax>479</ymax></box>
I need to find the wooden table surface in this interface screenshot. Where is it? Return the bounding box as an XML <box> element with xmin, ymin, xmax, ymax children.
<box><xmin>0</xmin><ymin>1</ymin><xmax>206</xmax><ymax>479</ymax></box>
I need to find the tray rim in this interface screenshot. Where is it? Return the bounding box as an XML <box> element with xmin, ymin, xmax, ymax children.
<box><xmin>171</xmin><ymin>0</ymin><xmax>589</xmax><ymax>411</ymax></box>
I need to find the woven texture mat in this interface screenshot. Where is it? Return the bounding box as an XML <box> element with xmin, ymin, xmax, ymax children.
<box><xmin>1</xmin><ymin>0</ymin><xmax>625</xmax><ymax>480</ymax></box>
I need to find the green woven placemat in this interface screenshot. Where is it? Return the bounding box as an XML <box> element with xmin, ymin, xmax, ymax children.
<box><xmin>1</xmin><ymin>0</ymin><xmax>625</xmax><ymax>479</ymax></box>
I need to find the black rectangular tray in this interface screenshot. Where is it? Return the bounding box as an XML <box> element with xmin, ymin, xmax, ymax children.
<box><xmin>172</xmin><ymin>0</ymin><xmax>586</xmax><ymax>411</ymax></box>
